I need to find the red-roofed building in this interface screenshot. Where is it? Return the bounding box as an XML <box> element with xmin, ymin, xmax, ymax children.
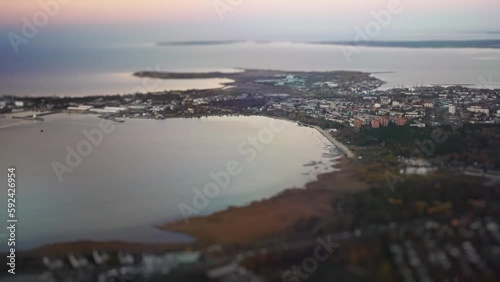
<box><xmin>380</xmin><ymin>117</ymin><xmax>390</xmax><ymax>127</ymax></box>
<box><xmin>354</xmin><ymin>119</ymin><xmax>362</xmax><ymax>128</ymax></box>
<box><xmin>397</xmin><ymin>117</ymin><xmax>406</xmax><ymax>126</ymax></box>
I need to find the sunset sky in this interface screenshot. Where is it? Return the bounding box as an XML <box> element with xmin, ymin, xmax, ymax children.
<box><xmin>1</xmin><ymin>0</ymin><xmax>500</xmax><ymax>41</ymax></box>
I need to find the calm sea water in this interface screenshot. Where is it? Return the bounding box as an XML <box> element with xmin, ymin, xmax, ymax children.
<box><xmin>1</xmin><ymin>40</ymin><xmax>500</xmax><ymax>96</ymax></box>
<box><xmin>0</xmin><ymin>114</ymin><xmax>340</xmax><ymax>250</ymax></box>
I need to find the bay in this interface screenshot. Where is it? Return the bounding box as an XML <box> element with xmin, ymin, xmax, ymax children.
<box><xmin>0</xmin><ymin>114</ymin><xmax>339</xmax><ymax>250</ymax></box>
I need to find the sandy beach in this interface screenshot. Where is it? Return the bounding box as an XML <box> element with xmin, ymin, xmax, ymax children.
<box><xmin>312</xmin><ymin>125</ymin><xmax>355</xmax><ymax>158</ymax></box>
<box><xmin>264</xmin><ymin>115</ymin><xmax>355</xmax><ymax>158</ymax></box>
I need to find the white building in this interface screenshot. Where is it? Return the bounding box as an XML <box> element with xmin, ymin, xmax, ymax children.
<box><xmin>448</xmin><ymin>105</ymin><xmax>456</xmax><ymax>115</ymax></box>
<box><xmin>91</xmin><ymin>106</ymin><xmax>127</xmax><ymax>114</ymax></box>
<box><xmin>128</xmin><ymin>105</ymin><xmax>147</xmax><ymax>110</ymax></box>
<box><xmin>67</xmin><ymin>105</ymin><xmax>94</xmax><ymax>112</ymax></box>
<box><xmin>467</xmin><ymin>106</ymin><xmax>489</xmax><ymax>114</ymax></box>
<box><xmin>151</xmin><ymin>105</ymin><xmax>166</xmax><ymax>112</ymax></box>
<box><xmin>193</xmin><ymin>98</ymin><xmax>208</xmax><ymax>105</ymax></box>
<box><xmin>14</xmin><ymin>101</ymin><xmax>24</xmax><ymax>108</ymax></box>
<box><xmin>410</xmin><ymin>121</ymin><xmax>426</xmax><ymax>128</ymax></box>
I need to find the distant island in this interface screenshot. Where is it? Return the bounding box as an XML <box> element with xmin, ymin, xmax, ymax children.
<box><xmin>155</xmin><ymin>39</ymin><xmax>500</xmax><ymax>48</ymax></box>
<box><xmin>134</xmin><ymin>68</ymin><xmax>384</xmax><ymax>95</ymax></box>
<box><xmin>310</xmin><ymin>39</ymin><xmax>500</xmax><ymax>49</ymax></box>
<box><xmin>156</xmin><ymin>40</ymin><xmax>244</xmax><ymax>46</ymax></box>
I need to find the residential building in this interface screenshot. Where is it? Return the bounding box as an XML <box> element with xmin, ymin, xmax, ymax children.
<box><xmin>449</xmin><ymin>105</ymin><xmax>456</xmax><ymax>115</ymax></box>
<box><xmin>380</xmin><ymin>117</ymin><xmax>390</xmax><ymax>127</ymax></box>
<box><xmin>354</xmin><ymin>119</ymin><xmax>362</xmax><ymax>128</ymax></box>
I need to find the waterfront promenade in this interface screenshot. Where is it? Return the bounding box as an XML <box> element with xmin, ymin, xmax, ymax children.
<box><xmin>312</xmin><ymin>125</ymin><xmax>355</xmax><ymax>158</ymax></box>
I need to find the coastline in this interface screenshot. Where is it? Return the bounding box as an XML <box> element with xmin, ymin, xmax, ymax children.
<box><xmin>20</xmin><ymin>115</ymin><xmax>364</xmax><ymax>255</ymax></box>
<box><xmin>23</xmin><ymin>158</ymin><xmax>365</xmax><ymax>256</ymax></box>
<box><xmin>311</xmin><ymin>126</ymin><xmax>354</xmax><ymax>158</ymax></box>
<box><xmin>21</xmin><ymin>158</ymin><xmax>364</xmax><ymax>255</ymax></box>
<box><xmin>263</xmin><ymin>115</ymin><xmax>355</xmax><ymax>158</ymax></box>
<box><xmin>158</xmin><ymin>118</ymin><xmax>360</xmax><ymax>247</ymax></box>
<box><xmin>161</xmin><ymin>156</ymin><xmax>366</xmax><ymax>247</ymax></box>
